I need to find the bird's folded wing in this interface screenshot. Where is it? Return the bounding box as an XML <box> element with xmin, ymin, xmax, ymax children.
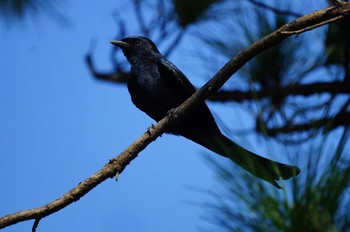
<box><xmin>157</xmin><ymin>57</ymin><xmax>197</xmax><ymax>101</ymax></box>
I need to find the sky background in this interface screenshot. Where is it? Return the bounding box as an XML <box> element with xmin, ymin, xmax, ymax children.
<box><xmin>0</xmin><ymin>1</ymin><xmax>220</xmax><ymax>231</ymax></box>
<box><xmin>0</xmin><ymin>1</ymin><xmax>321</xmax><ymax>231</ymax></box>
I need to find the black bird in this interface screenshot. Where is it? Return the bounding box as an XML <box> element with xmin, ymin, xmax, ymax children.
<box><xmin>111</xmin><ymin>36</ymin><xmax>300</xmax><ymax>188</ymax></box>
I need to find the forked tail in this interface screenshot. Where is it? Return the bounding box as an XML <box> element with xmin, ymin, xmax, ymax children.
<box><xmin>191</xmin><ymin>132</ymin><xmax>300</xmax><ymax>188</ymax></box>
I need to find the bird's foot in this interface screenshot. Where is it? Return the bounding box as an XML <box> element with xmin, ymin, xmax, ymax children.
<box><xmin>167</xmin><ymin>108</ymin><xmax>177</xmax><ymax>120</ymax></box>
<box><xmin>146</xmin><ymin>124</ymin><xmax>155</xmax><ymax>136</ymax></box>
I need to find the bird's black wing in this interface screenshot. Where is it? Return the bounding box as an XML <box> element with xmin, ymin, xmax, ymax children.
<box><xmin>157</xmin><ymin>57</ymin><xmax>197</xmax><ymax>102</ymax></box>
<box><xmin>157</xmin><ymin>56</ymin><xmax>221</xmax><ymax>136</ymax></box>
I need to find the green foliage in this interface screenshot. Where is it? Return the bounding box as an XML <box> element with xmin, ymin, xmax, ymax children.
<box><xmin>197</xmin><ymin>1</ymin><xmax>350</xmax><ymax>143</ymax></box>
<box><xmin>202</xmin><ymin>130</ymin><xmax>350</xmax><ymax>231</ymax></box>
<box><xmin>172</xmin><ymin>0</ymin><xmax>224</xmax><ymax>27</ymax></box>
<box><xmin>243</xmin><ymin>13</ymin><xmax>297</xmax><ymax>105</ymax></box>
<box><xmin>0</xmin><ymin>0</ymin><xmax>66</xmax><ymax>25</ymax></box>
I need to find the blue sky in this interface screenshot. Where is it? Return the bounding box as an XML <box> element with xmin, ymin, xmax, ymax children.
<box><xmin>0</xmin><ymin>1</ymin><xmax>321</xmax><ymax>231</ymax></box>
<box><xmin>0</xmin><ymin>1</ymin><xmax>222</xmax><ymax>231</ymax></box>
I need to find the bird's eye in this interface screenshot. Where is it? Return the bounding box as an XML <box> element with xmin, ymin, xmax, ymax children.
<box><xmin>134</xmin><ymin>39</ymin><xmax>141</xmax><ymax>45</ymax></box>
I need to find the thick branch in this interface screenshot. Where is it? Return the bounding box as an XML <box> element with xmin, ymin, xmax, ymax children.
<box><xmin>1</xmin><ymin>3</ymin><xmax>350</xmax><ymax>229</ymax></box>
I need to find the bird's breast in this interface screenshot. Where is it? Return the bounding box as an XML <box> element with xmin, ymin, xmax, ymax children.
<box><xmin>128</xmin><ymin>64</ymin><xmax>173</xmax><ymax>121</ymax></box>
<box><xmin>130</xmin><ymin>64</ymin><xmax>162</xmax><ymax>93</ymax></box>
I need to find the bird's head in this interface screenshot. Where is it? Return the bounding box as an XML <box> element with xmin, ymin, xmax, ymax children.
<box><xmin>111</xmin><ymin>36</ymin><xmax>160</xmax><ymax>64</ymax></box>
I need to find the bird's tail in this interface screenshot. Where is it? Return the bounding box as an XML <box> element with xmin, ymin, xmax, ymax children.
<box><xmin>192</xmin><ymin>132</ymin><xmax>300</xmax><ymax>188</ymax></box>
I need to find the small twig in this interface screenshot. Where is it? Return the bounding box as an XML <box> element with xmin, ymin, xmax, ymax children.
<box><xmin>264</xmin><ymin>111</ymin><xmax>350</xmax><ymax>136</ymax></box>
<box><xmin>248</xmin><ymin>0</ymin><xmax>303</xmax><ymax>18</ymax></box>
<box><xmin>163</xmin><ymin>29</ymin><xmax>185</xmax><ymax>58</ymax></box>
<box><xmin>209</xmin><ymin>80</ymin><xmax>350</xmax><ymax>102</ymax></box>
<box><xmin>85</xmin><ymin>54</ymin><xmax>129</xmax><ymax>83</ymax></box>
<box><xmin>32</xmin><ymin>218</ymin><xmax>41</xmax><ymax>232</ymax></box>
<box><xmin>158</xmin><ymin>0</ymin><xmax>171</xmax><ymax>39</ymax></box>
<box><xmin>281</xmin><ymin>16</ymin><xmax>344</xmax><ymax>35</ymax></box>
<box><xmin>133</xmin><ymin>0</ymin><xmax>149</xmax><ymax>36</ymax></box>
<box><xmin>115</xmin><ymin>171</ymin><xmax>119</xmax><ymax>181</ymax></box>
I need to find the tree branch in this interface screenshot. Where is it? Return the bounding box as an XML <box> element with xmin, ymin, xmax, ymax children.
<box><xmin>263</xmin><ymin>111</ymin><xmax>350</xmax><ymax>136</ymax></box>
<box><xmin>86</xmin><ymin>54</ymin><xmax>129</xmax><ymax>83</ymax></box>
<box><xmin>133</xmin><ymin>0</ymin><xmax>150</xmax><ymax>36</ymax></box>
<box><xmin>209</xmin><ymin>81</ymin><xmax>350</xmax><ymax>102</ymax></box>
<box><xmin>1</xmin><ymin>3</ymin><xmax>349</xmax><ymax>230</ymax></box>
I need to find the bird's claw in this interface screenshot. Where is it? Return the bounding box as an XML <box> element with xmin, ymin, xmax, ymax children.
<box><xmin>167</xmin><ymin>108</ymin><xmax>177</xmax><ymax>120</ymax></box>
<box><xmin>146</xmin><ymin>124</ymin><xmax>155</xmax><ymax>136</ymax></box>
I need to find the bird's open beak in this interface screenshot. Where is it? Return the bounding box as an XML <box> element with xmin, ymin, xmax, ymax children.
<box><xmin>111</xmin><ymin>40</ymin><xmax>129</xmax><ymax>48</ymax></box>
